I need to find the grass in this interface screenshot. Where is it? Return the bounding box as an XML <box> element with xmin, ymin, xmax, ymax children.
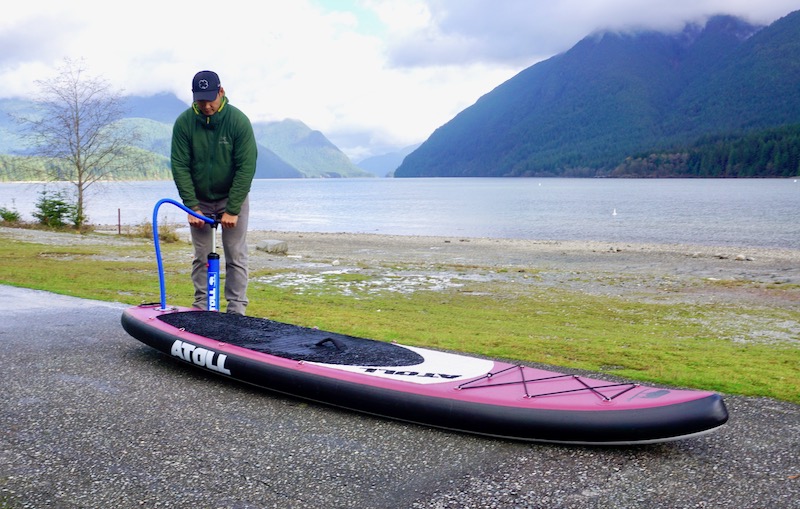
<box><xmin>1</xmin><ymin>230</ymin><xmax>798</xmax><ymax>404</ymax></box>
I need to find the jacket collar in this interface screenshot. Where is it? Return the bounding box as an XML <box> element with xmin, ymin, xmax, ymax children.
<box><xmin>192</xmin><ymin>95</ymin><xmax>229</xmax><ymax>126</ymax></box>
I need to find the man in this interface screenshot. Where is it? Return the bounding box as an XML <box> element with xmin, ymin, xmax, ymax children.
<box><xmin>171</xmin><ymin>70</ymin><xmax>257</xmax><ymax>315</ymax></box>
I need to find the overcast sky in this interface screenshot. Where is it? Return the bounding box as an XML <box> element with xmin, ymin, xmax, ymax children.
<box><xmin>2</xmin><ymin>1</ymin><xmax>798</xmax><ymax>160</ymax></box>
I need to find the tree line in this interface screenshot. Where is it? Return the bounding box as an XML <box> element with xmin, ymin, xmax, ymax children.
<box><xmin>610</xmin><ymin>124</ymin><xmax>800</xmax><ymax>178</ymax></box>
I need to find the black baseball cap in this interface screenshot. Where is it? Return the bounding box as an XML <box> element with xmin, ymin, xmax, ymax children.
<box><xmin>192</xmin><ymin>70</ymin><xmax>221</xmax><ymax>101</ymax></box>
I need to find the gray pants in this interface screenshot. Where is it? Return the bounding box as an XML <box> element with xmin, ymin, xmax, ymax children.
<box><xmin>190</xmin><ymin>196</ymin><xmax>249</xmax><ymax>314</ymax></box>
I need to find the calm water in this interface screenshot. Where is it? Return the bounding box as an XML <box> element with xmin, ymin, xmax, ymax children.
<box><xmin>1</xmin><ymin>178</ymin><xmax>798</xmax><ymax>249</ymax></box>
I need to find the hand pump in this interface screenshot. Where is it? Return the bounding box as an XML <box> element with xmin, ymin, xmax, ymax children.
<box><xmin>206</xmin><ymin>214</ymin><xmax>221</xmax><ymax>312</ymax></box>
<box><xmin>152</xmin><ymin>199</ymin><xmax>216</xmax><ymax>311</ymax></box>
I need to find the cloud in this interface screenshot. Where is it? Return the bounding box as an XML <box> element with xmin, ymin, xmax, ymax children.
<box><xmin>2</xmin><ymin>0</ymin><xmax>798</xmax><ymax>159</ymax></box>
<box><xmin>385</xmin><ymin>0</ymin><xmax>799</xmax><ymax>68</ymax></box>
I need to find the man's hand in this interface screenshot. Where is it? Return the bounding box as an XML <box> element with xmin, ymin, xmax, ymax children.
<box><xmin>188</xmin><ymin>209</ymin><xmax>206</xmax><ymax>228</ymax></box>
<box><xmin>219</xmin><ymin>212</ymin><xmax>239</xmax><ymax>228</ymax></box>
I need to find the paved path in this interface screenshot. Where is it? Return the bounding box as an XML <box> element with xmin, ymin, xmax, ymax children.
<box><xmin>1</xmin><ymin>285</ymin><xmax>798</xmax><ymax>508</ymax></box>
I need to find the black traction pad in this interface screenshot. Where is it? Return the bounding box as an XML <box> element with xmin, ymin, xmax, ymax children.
<box><xmin>157</xmin><ymin>311</ymin><xmax>424</xmax><ymax>366</ymax></box>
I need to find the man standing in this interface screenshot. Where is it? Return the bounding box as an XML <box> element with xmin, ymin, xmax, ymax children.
<box><xmin>171</xmin><ymin>70</ymin><xmax>257</xmax><ymax>315</ymax></box>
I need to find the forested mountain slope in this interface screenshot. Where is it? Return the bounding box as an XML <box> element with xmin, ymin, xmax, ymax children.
<box><xmin>396</xmin><ymin>12</ymin><xmax>800</xmax><ymax>178</ymax></box>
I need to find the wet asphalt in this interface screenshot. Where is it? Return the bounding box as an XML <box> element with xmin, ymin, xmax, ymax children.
<box><xmin>1</xmin><ymin>285</ymin><xmax>798</xmax><ymax>509</ymax></box>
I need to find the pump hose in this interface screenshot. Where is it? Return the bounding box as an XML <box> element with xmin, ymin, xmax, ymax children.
<box><xmin>152</xmin><ymin>198</ymin><xmax>215</xmax><ymax>310</ymax></box>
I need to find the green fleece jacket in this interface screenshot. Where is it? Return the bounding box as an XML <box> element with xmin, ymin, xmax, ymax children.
<box><xmin>171</xmin><ymin>96</ymin><xmax>257</xmax><ymax>215</ymax></box>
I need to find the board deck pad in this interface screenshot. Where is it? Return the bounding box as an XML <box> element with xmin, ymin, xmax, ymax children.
<box><xmin>158</xmin><ymin>311</ymin><xmax>424</xmax><ymax>366</ymax></box>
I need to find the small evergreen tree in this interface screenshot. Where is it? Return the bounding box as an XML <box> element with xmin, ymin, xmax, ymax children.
<box><xmin>33</xmin><ymin>190</ymin><xmax>77</xmax><ymax>228</ymax></box>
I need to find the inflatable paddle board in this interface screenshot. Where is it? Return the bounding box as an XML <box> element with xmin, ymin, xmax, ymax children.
<box><xmin>121</xmin><ymin>305</ymin><xmax>728</xmax><ymax>445</ymax></box>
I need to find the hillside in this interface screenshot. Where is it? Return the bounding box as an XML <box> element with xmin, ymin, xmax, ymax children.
<box><xmin>611</xmin><ymin>123</ymin><xmax>800</xmax><ymax>177</ymax></box>
<box><xmin>0</xmin><ymin>98</ymin><xmax>37</xmax><ymax>155</ymax></box>
<box><xmin>395</xmin><ymin>12</ymin><xmax>800</xmax><ymax>178</ymax></box>
<box><xmin>0</xmin><ymin>94</ymin><xmax>367</xmax><ymax>180</ymax></box>
<box><xmin>253</xmin><ymin>119</ymin><xmax>372</xmax><ymax>178</ymax></box>
<box><xmin>357</xmin><ymin>143</ymin><xmax>421</xmax><ymax>177</ymax></box>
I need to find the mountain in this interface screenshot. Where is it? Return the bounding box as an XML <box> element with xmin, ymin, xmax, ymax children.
<box><xmin>252</xmin><ymin>119</ymin><xmax>372</xmax><ymax>178</ymax></box>
<box><xmin>395</xmin><ymin>12</ymin><xmax>800</xmax><ymax>178</ymax></box>
<box><xmin>0</xmin><ymin>94</ymin><xmax>367</xmax><ymax>179</ymax></box>
<box><xmin>121</xmin><ymin>93</ymin><xmax>187</xmax><ymax>124</ymax></box>
<box><xmin>0</xmin><ymin>98</ymin><xmax>38</xmax><ymax>155</ymax></box>
<box><xmin>357</xmin><ymin>144</ymin><xmax>421</xmax><ymax>177</ymax></box>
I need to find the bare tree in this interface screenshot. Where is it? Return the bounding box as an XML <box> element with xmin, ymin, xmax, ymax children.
<box><xmin>15</xmin><ymin>58</ymin><xmax>143</xmax><ymax>228</ymax></box>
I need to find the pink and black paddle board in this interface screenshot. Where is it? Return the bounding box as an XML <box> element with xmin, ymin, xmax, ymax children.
<box><xmin>121</xmin><ymin>304</ymin><xmax>728</xmax><ymax>445</ymax></box>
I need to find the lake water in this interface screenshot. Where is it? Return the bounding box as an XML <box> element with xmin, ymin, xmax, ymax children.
<box><xmin>1</xmin><ymin>178</ymin><xmax>798</xmax><ymax>249</ymax></box>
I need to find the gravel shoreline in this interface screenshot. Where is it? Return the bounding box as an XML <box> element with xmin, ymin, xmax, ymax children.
<box><xmin>243</xmin><ymin>230</ymin><xmax>800</xmax><ymax>277</ymax></box>
<box><xmin>4</xmin><ymin>225</ymin><xmax>799</xmax><ymax>310</ymax></box>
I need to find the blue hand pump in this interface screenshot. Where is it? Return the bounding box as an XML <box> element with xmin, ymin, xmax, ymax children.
<box><xmin>206</xmin><ymin>214</ymin><xmax>221</xmax><ymax>312</ymax></box>
<box><xmin>152</xmin><ymin>198</ymin><xmax>218</xmax><ymax>311</ymax></box>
